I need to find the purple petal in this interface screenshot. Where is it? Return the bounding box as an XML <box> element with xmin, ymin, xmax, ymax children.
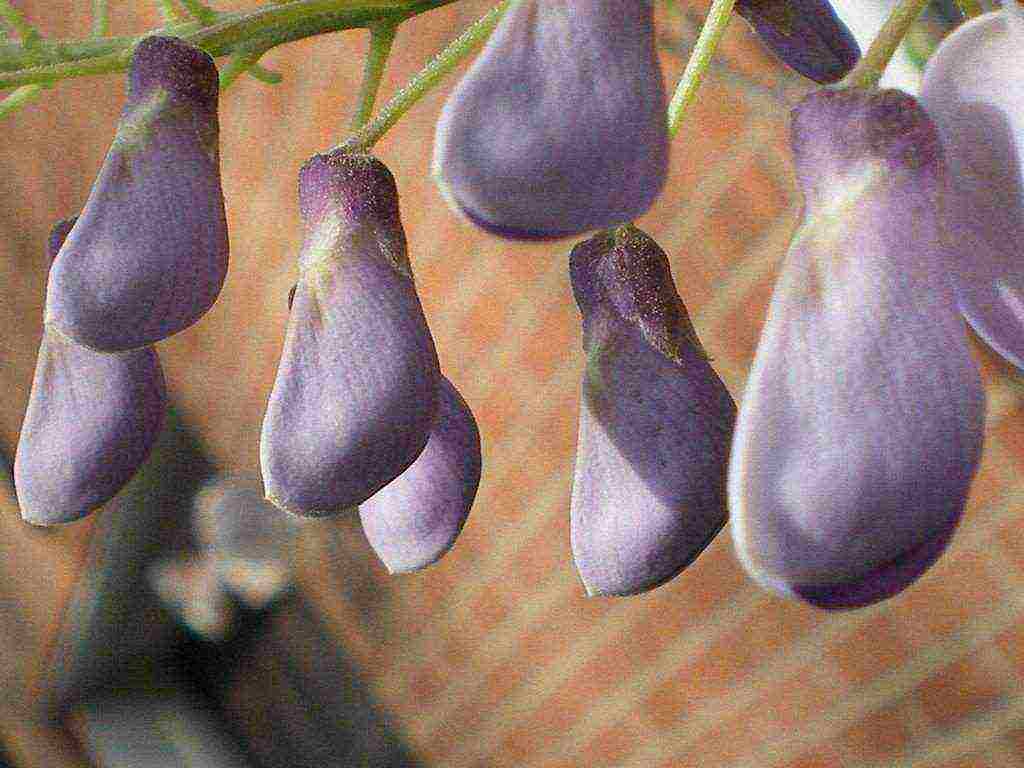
<box><xmin>15</xmin><ymin>331</ymin><xmax>167</xmax><ymax>525</ymax></box>
<box><xmin>432</xmin><ymin>0</ymin><xmax>668</xmax><ymax>240</ymax></box>
<box><xmin>736</xmin><ymin>0</ymin><xmax>860</xmax><ymax>84</ymax></box>
<box><xmin>729</xmin><ymin>88</ymin><xmax>986</xmax><ymax>609</ymax></box>
<box><xmin>359</xmin><ymin>376</ymin><xmax>482</xmax><ymax>574</ymax></box>
<box><xmin>569</xmin><ymin>227</ymin><xmax>735</xmax><ymax>597</ymax></box>
<box><xmin>261</xmin><ymin>151</ymin><xmax>440</xmax><ymax>517</ymax></box>
<box><xmin>921</xmin><ymin>5</ymin><xmax>1024</xmax><ymax>370</ymax></box>
<box><xmin>45</xmin><ymin>35</ymin><xmax>228</xmax><ymax>351</ymax></box>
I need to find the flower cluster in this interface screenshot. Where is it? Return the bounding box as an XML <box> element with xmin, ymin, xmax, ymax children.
<box><xmin>12</xmin><ymin>1</ymin><xmax>1021</xmax><ymax>608</ymax></box>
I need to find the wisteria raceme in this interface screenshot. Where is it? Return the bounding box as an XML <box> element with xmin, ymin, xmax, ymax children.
<box><xmin>261</xmin><ymin>151</ymin><xmax>440</xmax><ymax>517</ymax></box>
<box><xmin>16</xmin><ymin>219</ymin><xmax>167</xmax><ymax>526</ymax></box>
<box><xmin>432</xmin><ymin>0</ymin><xmax>668</xmax><ymax>240</ymax></box>
<box><xmin>45</xmin><ymin>35</ymin><xmax>228</xmax><ymax>352</ymax></box>
<box><xmin>360</xmin><ymin>375</ymin><xmax>482</xmax><ymax>574</ymax></box>
<box><xmin>735</xmin><ymin>0</ymin><xmax>860</xmax><ymax>84</ymax></box>
<box><xmin>920</xmin><ymin>3</ymin><xmax>1024</xmax><ymax>370</ymax></box>
<box><xmin>729</xmin><ymin>88</ymin><xmax>985</xmax><ymax>609</ymax></box>
<box><xmin>569</xmin><ymin>226</ymin><xmax>735</xmax><ymax>597</ymax></box>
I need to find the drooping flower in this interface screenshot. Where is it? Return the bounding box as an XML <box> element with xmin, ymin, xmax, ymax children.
<box><xmin>432</xmin><ymin>0</ymin><xmax>669</xmax><ymax>240</ymax></box>
<box><xmin>360</xmin><ymin>375</ymin><xmax>482</xmax><ymax>574</ymax></box>
<box><xmin>736</xmin><ymin>0</ymin><xmax>860</xmax><ymax>84</ymax></box>
<box><xmin>45</xmin><ymin>35</ymin><xmax>228</xmax><ymax>352</ymax></box>
<box><xmin>568</xmin><ymin>225</ymin><xmax>735</xmax><ymax>597</ymax></box>
<box><xmin>261</xmin><ymin>151</ymin><xmax>440</xmax><ymax>517</ymax></box>
<box><xmin>729</xmin><ymin>88</ymin><xmax>986</xmax><ymax>609</ymax></box>
<box><xmin>920</xmin><ymin>3</ymin><xmax>1024</xmax><ymax>370</ymax></box>
<box><xmin>16</xmin><ymin>219</ymin><xmax>167</xmax><ymax>526</ymax></box>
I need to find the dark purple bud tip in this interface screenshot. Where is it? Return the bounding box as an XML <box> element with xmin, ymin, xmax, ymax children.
<box><xmin>737</xmin><ymin>0</ymin><xmax>860</xmax><ymax>84</ymax></box>
<box><xmin>729</xmin><ymin>87</ymin><xmax>985</xmax><ymax>610</ymax></box>
<box><xmin>261</xmin><ymin>153</ymin><xmax>439</xmax><ymax>517</ymax></box>
<box><xmin>921</xmin><ymin>5</ymin><xmax>1024</xmax><ymax>371</ymax></box>
<box><xmin>569</xmin><ymin>228</ymin><xmax>735</xmax><ymax>597</ymax></box>
<box><xmin>14</xmin><ymin>331</ymin><xmax>167</xmax><ymax>526</ymax></box>
<box><xmin>128</xmin><ymin>35</ymin><xmax>218</xmax><ymax>113</ymax></box>
<box><xmin>432</xmin><ymin>0</ymin><xmax>669</xmax><ymax>239</ymax></box>
<box><xmin>360</xmin><ymin>376</ymin><xmax>482</xmax><ymax>574</ymax></box>
<box><xmin>790</xmin><ymin>88</ymin><xmax>944</xmax><ymax>207</ymax></box>
<box><xmin>299</xmin><ymin>151</ymin><xmax>402</xmax><ymax>237</ymax></box>
<box><xmin>44</xmin><ymin>35</ymin><xmax>227</xmax><ymax>352</ymax></box>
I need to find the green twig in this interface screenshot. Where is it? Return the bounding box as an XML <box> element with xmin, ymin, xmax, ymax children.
<box><xmin>842</xmin><ymin>0</ymin><xmax>932</xmax><ymax>90</ymax></box>
<box><xmin>667</xmin><ymin>0</ymin><xmax>736</xmax><ymax>137</ymax></box>
<box><xmin>0</xmin><ymin>0</ymin><xmax>458</xmax><ymax>89</ymax></box>
<box><xmin>92</xmin><ymin>0</ymin><xmax>110</xmax><ymax>37</ymax></box>
<box><xmin>155</xmin><ymin>0</ymin><xmax>184</xmax><ymax>23</ymax></box>
<box><xmin>248</xmin><ymin>62</ymin><xmax>282</xmax><ymax>84</ymax></box>
<box><xmin>179</xmin><ymin>0</ymin><xmax>219</xmax><ymax>25</ymax></box>
<box><xmin>341</xmin><ymin>0</ymin><xmax>511</xmax><ymax>152</ymax></box>
<box><xmin>0</xmin><ymin>82</ymin><xmax>42</xmax><ymax>119</ymax></box>
<box><xmin>350</xmin><ymin>19</ymin><xmax>399</xmax><ymax>130</ymax></box>
<box><xmin>954</xmin><ymin>0</ymin><xmax>983</xmax><ymax>18</ymax></box>
<box><xmin>0</xmin><ymin>0</ymin><xmax>39</xmax><ymax>47</ymax></box>
<box><xmin>218</xmin><ymin>44</ymin><xmax>269</xmax><ymax>89</ymax></box>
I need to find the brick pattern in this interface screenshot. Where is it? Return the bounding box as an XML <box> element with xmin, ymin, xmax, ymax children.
<box><xmin>1</xmin><ymin>1</ymin><xmax>1023</xmax><ymax>767</ymax></box>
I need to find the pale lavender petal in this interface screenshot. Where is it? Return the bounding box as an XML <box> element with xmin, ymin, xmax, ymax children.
<box><xmin>736</xmin><ymin>0</ymin><xmax>860</xmax><ymax>84</ymax></box>
<box><xmin>569</xmin><ymin>226</ymin><xmax>734</xmax><ymax>597</ymax></box>
<box><xmin>921</xmin><ymin>5</ymin><xmax>1024</xmax><ymax>370</ymax></box>
<box><xmin>432</xmin><ymin>0</ymin><xmax>668</xmax><ymax>240</ymax></box>
<box><xmin>359</xmin><ymin>376</ymin><xmax>482</xmax><ymax>574</ymax></box>
<box><xmin>45</xmin><ymin>35</ymin><xmax>228</xmax><ymax>351</ymax></box>
<box><xmin>729</xmin><ymin>88</ymin><xmax>986</xmax><ymax>609</ymax></box>
<box><xmin>261</xmin><ymin>151</ymin><xmax>440</xmax><ymax>517</ymax></box>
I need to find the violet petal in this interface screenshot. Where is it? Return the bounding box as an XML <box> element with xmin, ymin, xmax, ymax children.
<box><xmin>432</xmin><ymin>0</ymin><xmax>668</xmax><ymax>240</ymax></box>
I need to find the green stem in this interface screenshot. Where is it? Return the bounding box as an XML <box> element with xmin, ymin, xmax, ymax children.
<box><xmin>218</xmin><ymin>44</ymin><xmax>269</xmax><ymax>90</ymax></box>
<box><xmin>667</xmin><ymin>0</ymin><xmax>735</xmax><ymax>137</ymax></box>
<box><xmin>179</xmin><ymin>0</ymin><xmax>219</xmax><ymax>25</ymax></box>
<box><xmin>248</xmin><ymin>62</ymin><xmax>282</xmax><ymax>84</ymax></box>
<box><xmin>350</xmin><ymin>19</ymin><xmax>399</xmax><ymax>130</ymax></box>
<box><xmin>341</xmin><ymin>0</ymin><xmax>511</xmax><ymax>152</ymax></box>
<box><xmin>0</xmin><ymin>0</ymin><xmax>458</xmax><ymax>88</ymax></box>
<box><xmin>0</xmin><ymin>82</ymin><xmax>42</xmax><ymax>119</ymax></box>
<box><xmin>842</xmin><ymin>0</ymin><xmax>931</xmax><ymax>90</ymax></box>
<box><xmin>954</xmin><ymin>0</ymin><xmax>983</xmax><ymax>18</ymax></box>
<box><xmin>155</xmin><ymin>0</ymin><xmax>184</xmax><ymax>23</ymax></box>
<box><xmin>92</xmin><ymin>0</ymin><xmax>110</xmax><ymax>38</ymax></box>
<box><xmin>0</xmin><ymin>0</ymin><xmax>39</xmax><ymax>46</ymax></box>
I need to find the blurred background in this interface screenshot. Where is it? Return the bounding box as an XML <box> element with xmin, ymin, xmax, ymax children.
<box><xmin>0</xmin><ymin>1</ymin><xmax>1023</xmax><ymax>766</ymax></box>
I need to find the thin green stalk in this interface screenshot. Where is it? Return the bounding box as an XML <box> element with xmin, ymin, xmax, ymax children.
<box><xmin>92</xmin><ymin>0</ymin><xmax>110</xmax><ymax>37</ymax></box>
<box><xmin>842</xmin><ymin>0</ymin><xmax>931</xmax><ymax>90</ymax></box>
<box><xmin>0</xmin><ymin>82</ymin><xmax>42</xmax><ymax>119</ymax></box>
<box><xmin>248</xmin><ymin>63</ymin><xmax>282</xmax><ymax>84</ymax></box>
<box><xmin>155</xmin><ymin>0</ymin><xmax>184</xmax><ymax>23</ymax></box>
<box><xmin>350</xmin><ymin>19</ymin><xmax>399</xmax><ymax>130</ymax></box>
<box><xmin>667</xmin><ymin>0</ymin><xmax>736</xmax><ymax>137</ymax></box>
<box><xmin>954</xmin><ymin>0</ymin><xmax>983</xmax><ymax>18</ymax></box>
<box><xmin>0</xmin><ymin>0</ymin><xmax>458</xmax><ymax>89</ymax></box>
<box><xmin>341</xmin><ymin>0</ymin><xmax>511</xmax><ymax>152</ymax></box>
<box><xmin>179</xmin><ymin>0</ymin><xmax>219</xmax><ymax>25</ymax></box>
<box><xmin>0</xmin><ymin>0</ymin><xmax>39</xmax><ymax>46</ymax></box>
<box><xmin>218</xmin><ymin>44</ymin><xmax>268</xmax><ymax>90</ymax></box>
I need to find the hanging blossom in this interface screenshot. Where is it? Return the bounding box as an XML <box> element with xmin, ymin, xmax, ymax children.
<box><xmin>433</xmin><ymin>0</ymin><xmax>668</xmax><ymax>240</ymax></box>
<box><xmin>920</xmin><ymin>2</ymin><xmax>1024</xmax><ymax>370</ymax></box>
<box><xmin>729</xmin><ymin>88</ymin><xmax>985</xmax><ymax>609</ymax></box>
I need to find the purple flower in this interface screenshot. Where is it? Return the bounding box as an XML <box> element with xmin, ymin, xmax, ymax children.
<box><xmin>736</xmin><ymin>0</ymin><xmax>860</xmax><ymax>84</ymax></box>
<box><xmin>729</xmin><ymin>89</ymin><xmax>986</xmax><ymax>609</ymax></box>
<box><xmin>432</xmin><ymin>0</ymin><xmax>668</xmax><ymax>240</ymax></box>
<box><xmin>45</xmin><ymin>35</ymin><xmax>228</xmax><ymax>352</ymax></box>
<box><xmin>569</xmin><ymin>226</ymin><xmax>735</xmax><ymax>597</ymax></box>
<box><xmin>360</xmin><ymin>375</ymin><xmax>482</xmax><ymax>574</ymax></box>
<box><xmin>261</xmin><ymin>151</ymin><xmax>440</xmax><ymax>517</ymax></box>
<box><xmin>921</xmin><ymin>4</ymin><xmax>1024</xmax><ymax>370</ymax></box>
<box><xmin>15</xmin><ymin>219</ymin><xmax>167</xmax><ymax>526</ymax></box>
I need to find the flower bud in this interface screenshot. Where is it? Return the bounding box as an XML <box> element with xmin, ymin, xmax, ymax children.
<box><xmin>736</xmin><ymin>0</ymin><xmax>860</xmax><ymax>84</ymax></box>
<box><xmin>921</xmin><ymin>4</ymin><xmax>1024</xmax><ymax>370</ymax></box>
<box><xmin>729</xmin><ymin>89</ymin><xmax>985</xmax><ymax>609</ymax></box>
<box><xmin>45</xmin><ymin>35</ymin><xmax>228</xmax><ymax>351</ymax></box>
<box><xmin>16</xmin><ymin>220</ymin><xmax>167</xmax><ymax>526</ymax></box>
<box><xmin>569</xmin><ymin>226</ymin><xmax>735</xmax><ymax>597</ymax></box>
<box><xmin>359</xmin><ymin>375</ymin><xmax>482</xmax><ymax>574</ymax></box>
<box><xmin>261</xmin><ymin>151</ymin><xmax>440</xmax><ymax>517</ymax></box>
<box><xmin>432</xmin><ymin>0</ymin><xmax>668</xmax><ymax>240</ymax></box>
